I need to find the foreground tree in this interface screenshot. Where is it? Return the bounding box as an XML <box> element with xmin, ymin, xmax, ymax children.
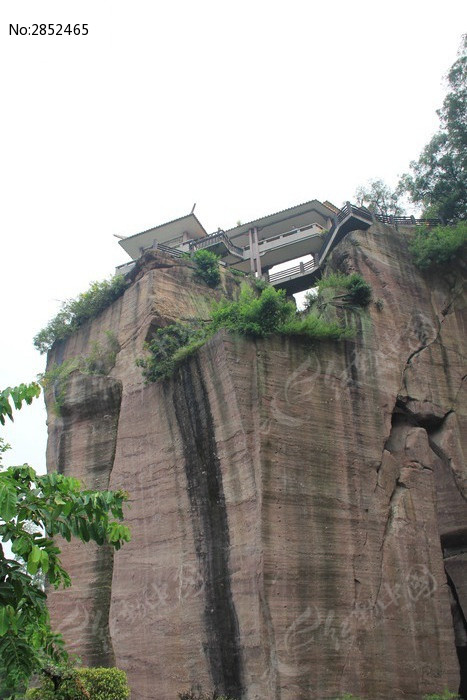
<box><xmin>0</xmin><ymin>383</ymin><xmax>130</xmax><ymax>697</ymax></box>
<box><xmin>399</xmin><ymin>35</ymin><xmax>466</xmax><ymax>223</ymax></box>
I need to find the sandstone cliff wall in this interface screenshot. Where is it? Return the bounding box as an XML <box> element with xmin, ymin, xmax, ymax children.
<box><xmin>46</xmin><ymin>225</ymin><xmax>466</xmax><ymax>699</ymax></box>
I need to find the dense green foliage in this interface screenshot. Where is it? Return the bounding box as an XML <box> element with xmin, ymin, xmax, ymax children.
<box><xmin>422</xmin><ymin>692</ymin><xmax>461</xmax><ymax>700</ymax></box>
<box><xmin>408</xmin><ymin>221</ymin><xmax>467</xmax><ymax>269</ymax></box>
<box><xmin>137</xmin><ymin>284</ymin><xmax>355</xmax><ymax>382</ymax></box>
<box><xmin>26</xmin><ymin>666</ymin><xmax>130</xmax><ymax>699</ymax></box>
<box><xmin>191</xmin><ymin>250</ymin><xmax>221</xmax><ymax>288</ymax></box>
<box><xmin>399</xmin><ymin>36</ymin><xmax>466</xmax><ymax>222</ymax></box>
<box><xmin>33</xmin><ymin>277</ymin><xmax>128</xmax><ymax>354</ymax></box>
<box><xmin>0</xmin><ymin>385</ymin><xmax>130</xmax><ymax>697</ymax></box>
<box><xmin>210</xmin><ymin>286</ymin><xmax>295</xmax><ymax>337</ymax></box>
<box><xmin>253</xmin><ymin>277</ymin><xmax>268</xmax><ymax>291</ymax></box>
<box><xmin>318</xmin><ymin>273</ymin><xmax>372</xmax><ymax>307</ymax></box>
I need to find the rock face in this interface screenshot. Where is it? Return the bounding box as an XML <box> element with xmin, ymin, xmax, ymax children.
<box><xmin>46</xmin><ymin>227</ymin><xmax>467</xmax><ymax>699</ymax></box>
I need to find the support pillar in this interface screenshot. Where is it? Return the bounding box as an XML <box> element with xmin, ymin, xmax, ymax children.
<box><xmin>248</xmin><ymin>228</ymin><xmax>255</xmax><ymax>274</ymax></box>
<box><xmin>248</xmin><ymin>227</ymin><xmax>262</xmax><ymax>277</ymax></box>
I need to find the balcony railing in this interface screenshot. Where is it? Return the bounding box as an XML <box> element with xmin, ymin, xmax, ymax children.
<box><xmin>190</xmin><ymin>231</ymin><xmax>244</xmax><ymax>258</ymax></box>
<box><xmin>268</xmin><ymin>258</ymin><xmax>317</xmax><ymax>284</ymax></box>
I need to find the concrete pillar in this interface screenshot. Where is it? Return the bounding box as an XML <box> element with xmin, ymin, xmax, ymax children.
<box><xmin>248</xmin><ymin>227</ymin><xmax>262</xmax><ymax>276</ymax></box>
<box><xmin>253</xmin><ymin>227</ymin><xmax>262</xmax><ymax>277</ymax></box>
<box><xmin>248</xmin><ymin>228</ymin><xmax>256</xmax><ymax>274</ymax></box>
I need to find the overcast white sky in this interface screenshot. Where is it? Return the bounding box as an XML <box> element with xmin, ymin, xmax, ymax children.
<box><xmin>0</xmin><ymin>0</ymin><xmax>465</xmax><ymax>473</ymax></box>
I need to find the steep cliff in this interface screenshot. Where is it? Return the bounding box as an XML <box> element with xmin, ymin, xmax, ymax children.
<box><xmin>45</xmin><ymin>225</ymin><xmax>466</xmax><ymax>699</ymax></box>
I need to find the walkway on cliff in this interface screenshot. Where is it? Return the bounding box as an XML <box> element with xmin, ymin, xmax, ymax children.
<box><xmin>266</xmin><ymin>204</ymin><xmax>440</xmax><ymax>294</ymax></box>
<box><xmin>116</xmin><ymin>201</ymin><xmax>440</xmax><ymax>294</ymax></box>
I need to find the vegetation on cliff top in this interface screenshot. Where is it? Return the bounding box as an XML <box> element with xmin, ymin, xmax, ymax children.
<box><xmin>409</xmin><ymin>221</ymin><xmax>467</xmax><ymax>270</ymax></box>
<box><xmin>136</xmin><ymin>283</ymin><xmax>355</xmax><ymax>383</ymax></box>
<box><xmin>0</xmin><ymin>383</ymin><xmax>130</xmax><ymax>697</ymax></box>
<box><xmin>33</xmin><ymin>276</ymin><xmax>128</xmax><ymax>354</ymax></box>
<box><xmin>33</xmin><ymin>251</ymin><xmax>219</xmax><ymax>356</ymax></box>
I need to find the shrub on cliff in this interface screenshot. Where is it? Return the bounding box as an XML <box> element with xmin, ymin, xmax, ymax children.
<box><xmin>33</xmin><ymin>276</ymin><xmax>128</xmax><ymax>354</ymax></box>
<box><xmin>409</xmin><ymin>221</ymin><xmax>467</xmax><ymax>270</ymax></box>
<box><xmin>137</xmin><ymin>285</ymin><xmax>352</xmax><ymax>383</ymax></box>
<box><xmin>26</xmin><ymin>666</ymin><xmax>130</xmax><ymax>699</ymax></box>
<box><xmin>318</xmin><ymin>273</ymin><xmax>372</xmax><ymax>307</ymax></box>
<box><xmin>39</xmin><ymin>332</ymin><xmax>121</xmax><ymax>415</ymax></box>
<box><xmin>210</xmin><ymin>285</ymin><xmax>296</xmax><ymax>337</ymax></box>
<box><xmin>136</xmin><ymin>322</ymin><xmax>209</xmax><ymax>382</ymax></box>
<box><xmin>192</xmin><ymin>249</ymin><xmax>221</xmax><ymax>288</ymax></box>
<box><xmin>279</xmin><ymin>313</ymin><xmax>354</xmax><ymax>340</ymax></box>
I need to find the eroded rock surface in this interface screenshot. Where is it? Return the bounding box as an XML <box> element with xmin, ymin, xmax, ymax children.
<box><xmin>46</xmin><ymin>228</ymin><xmax>466</xmax><ymax>699</ymax></box>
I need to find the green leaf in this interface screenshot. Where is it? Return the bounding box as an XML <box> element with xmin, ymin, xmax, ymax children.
<box><xmin>27</xmin><ymin>546</ymin><xmax>42</xmax><ymax>574</ymax></box>
<box><xmin>40</xmin><ymin>550</ymin><xmax>49</xmax><ymax>573</ymax></box>
<box><xmin>0</xmin><ymin>485</ymin><xmax>17</xmax><ymax>521</ymax></box>
<box><xmin>0</xmin><ymin>607</ymin><xmax>9</xmax><ymax>636</ymax></box>
<box><xmin>30</xmin><ymin>545</ymin><xmax>41</xmax><ymax>564</ymax></box>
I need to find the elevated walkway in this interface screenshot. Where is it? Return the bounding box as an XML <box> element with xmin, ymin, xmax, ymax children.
<box><xmin>267</xmin><ymin>202</ymin><xmax>373</xmax><ymax>293</ymax></box>
<box><xmin>116</xmin><ymin>200</ymin><xmax>440</xmax><ymax>294</ymax></box>
<box><xmin>268</xmin><ymin>204</ymin><xmax>440</xmax><ymax>294</ymax></box>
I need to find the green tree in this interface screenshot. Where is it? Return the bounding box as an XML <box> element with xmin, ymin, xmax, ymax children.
<box><xmin>0</xmin><ymin>383</ymin><xmax>130</xmax><ymax>697</ymax></box>
<box><xmin>354</xmin><ymin>178</ymin><xmax>404</xmax><ymax>217</ymax></box>
<box><xmin>399</xmin><ymin>35</ymin><xmax>466</xmax><ymax>223</ymax></box>
<box><xmin>409</xmin><ymin>221</ymin><xmax>467</xmax><ymax>269</ymax></box>
<box><xmin>191</xmin><ymin>250</ymin><xmax>221</xmax><ymax>288</ymax></box>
